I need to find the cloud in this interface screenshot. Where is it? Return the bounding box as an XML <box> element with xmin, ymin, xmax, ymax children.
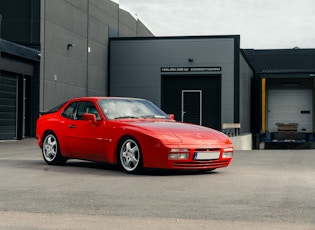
<box><xmin>119</xmin><ymin>0</ymin><xmax>315</xmax><ymax>49</ymax></box>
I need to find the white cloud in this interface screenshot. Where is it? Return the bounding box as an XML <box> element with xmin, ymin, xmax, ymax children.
<box><xmin>119</xmin><ymin>0</ymin><xmax>315</xmax><ymax>49</ymax></box>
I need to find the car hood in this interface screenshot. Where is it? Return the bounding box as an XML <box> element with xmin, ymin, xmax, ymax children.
<box><xmin>117</xmin><ymin>120</ymin><xmax>232</xmax><ymax>145</ymax></box>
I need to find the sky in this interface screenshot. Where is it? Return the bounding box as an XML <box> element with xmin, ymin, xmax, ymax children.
<box><xmin>117</xmin><ymin>0</ymin><xmax>315</xmax><ymax>49</ymax></box>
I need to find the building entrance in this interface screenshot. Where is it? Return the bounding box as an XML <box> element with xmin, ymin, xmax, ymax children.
<box><xmin>0</xmin><ymin>71</ymin><xmax>33</xmax><ymax>140</ymax></box>
<box><xmin>162</xmin><ymin>75</ymin><xmax>221</xmax><ymax>130</ymax></box>
<box><xmin>182</xmin><ymin>90</ymin><xmax>202</xmax><ymax>125</ymax></box>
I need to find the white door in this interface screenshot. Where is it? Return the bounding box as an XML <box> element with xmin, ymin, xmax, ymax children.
<box><xmin>267</xmin><ymin>90</ymin><xmax>313</xmax><ymax>133</ymax></box>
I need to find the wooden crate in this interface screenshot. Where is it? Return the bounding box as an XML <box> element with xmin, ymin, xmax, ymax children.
<box><xmin>276</xmin><ymin>123</ymin><xmax>298</xmax><ymax>133</ymax></box>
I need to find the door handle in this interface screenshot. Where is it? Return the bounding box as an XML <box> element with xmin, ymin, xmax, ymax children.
<box><xmin>68</xmin><ymin>124</ymin><xmax>76</xmax><ymax>128</ymax></box>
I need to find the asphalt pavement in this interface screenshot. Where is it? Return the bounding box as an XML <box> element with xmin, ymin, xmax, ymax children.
<box><xmin>0</xmin><ymin>138</ymin><xmax>315</xmax><ymax>230</ymax></box>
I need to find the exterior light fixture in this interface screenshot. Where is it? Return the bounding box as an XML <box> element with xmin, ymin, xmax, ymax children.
<box><xmin>67</xmin><ymin>43</ymin><xmax>75</xmax><ymax>49</ymax></box>
<box><xmin>188</xmin><ymin>58</ymin><xmax>193</xmax><ymax>62</ymax></box>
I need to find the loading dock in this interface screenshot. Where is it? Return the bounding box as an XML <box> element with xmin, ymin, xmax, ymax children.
<box><xmin>267</xmin><ymin>89</ymin><xmax>313</xmax><ymax>133</ymax></box>
<box><xmin>244</xmin><ymin>49</ymin><xmax>315</xmax><ymax>148</ymax></box>
<box><xmin>261</xmin><ymin>76</ymin><xmax>315</xmax><ymax>144</ymax></box>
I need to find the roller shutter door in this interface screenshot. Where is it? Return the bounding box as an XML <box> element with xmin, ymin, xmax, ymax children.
<box><xmin>267</xmin><ymin>89</ymin><xmax>313</xmax><ymax>133</ymax></box>
<box><xmin>0</xmin><ymin>74</ymin><xmax>17</xmax><ymax>139</ymax></box>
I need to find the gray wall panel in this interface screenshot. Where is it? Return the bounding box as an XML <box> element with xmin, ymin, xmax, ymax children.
<box><xmin>45</xmin><ymin>0</ymin><xmax>88</xmax><ymax>37</ymax></box>
<box><xmin>40</xmin><ymin>0</ymin><xmax>152</xmax><ymax>111</ymax></box>
<box><xmin>88</xmin><ymin>17</ymin><xmax>109</xmax><ymax>44</ymax></box>
<box><xmin>44</xmin><ymin>22</ymin><xmax>87</xmax><ymax>62</ymax></box>
<box><xmin>111</xmin><ymin>39</ymin><xmax>234</xmax><ymax>64</ymax></box>
<box><xmin>89</xmin><ymin>6</ymin><xmax>117</xmax><ymax>28</ymax></box>
<box><xmin>88</xmin><ymin>41</ymin><xmax>107</xmax><ymax>68</ymax></box>
<box><xmin>239</xmin><ymin>53</ymin><xmax>253</xmax><ymax>133</ymax></box>
<box><xmin>110</xmin><ymin>37</ymin><xmax>236</xmax><ymax>123</ymax></box>
<box><xmin>90</xmin><ymin>0</ymin><xmax>119</xmax><ymax>20</ymax></box>
<box><xmin>44</xmin><ymin>52</ymin><xmax>87</xmax><ymax>87</ymax></box>
<box><xmin>44</xmin><ymin>80</ymin><xmax>86</xmax><ymax>108</ymax></box>
<box><xmin>119</xmin><ymin>9</ymin><xmax>137</xmax><ymax>30</ymax></box>
<box><xmin>87</xmin><ymin>65</ymin><xmax>107</xmax><ymax>95</ymax></box>
<box><xmin>119</xmin><ymin>9</ymin><xmax>137</xmax><ymax>37</ymax></box>
<box><xmin>64</xmin><ymin>0</ymin><xmax>88</xmax><ymax>12</ymax></box>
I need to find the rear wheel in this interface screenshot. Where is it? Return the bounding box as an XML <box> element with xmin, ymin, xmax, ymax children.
<box><xmin>42</xmin><ymin>132</ymin><xmax>66</xmax><ymax>165</ymax></box>
<box><xmin>118</xmin><ymin>137</ymin><xmax>143</xmax><ymax>174</ymax></box>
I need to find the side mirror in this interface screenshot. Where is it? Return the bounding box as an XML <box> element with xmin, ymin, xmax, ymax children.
<box><xmin>82</xmin><ymin>113</ymin><xmax>97</xmax><ymax>124</ymax></box>
<box><xmin>168</xmin><ymin>114</ymin><xmax>175</xmax><ymax>120</ymax></box>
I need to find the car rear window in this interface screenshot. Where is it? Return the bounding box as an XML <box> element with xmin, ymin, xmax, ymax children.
<box><xmin>41</xmin><ymin>102</ymin><xmax>66</xmax><ymax>115</ymax></box>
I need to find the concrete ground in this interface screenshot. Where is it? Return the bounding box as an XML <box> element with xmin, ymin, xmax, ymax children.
<box><xmin>0</xmin><ymin>138</ymin><xmax>314</xmax><ymax>229</ymax></box>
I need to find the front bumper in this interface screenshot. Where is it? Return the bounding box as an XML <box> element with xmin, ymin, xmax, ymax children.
<box><xmin>171</xmin><ymin>159</ymin><xmax>231</xmax><ymax>170</ymax></box>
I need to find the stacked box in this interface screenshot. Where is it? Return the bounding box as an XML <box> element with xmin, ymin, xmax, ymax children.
<box><xmin>276</xmin><ymin>123</ymin><xmax>298</xmax><ymax>133</ymax></box>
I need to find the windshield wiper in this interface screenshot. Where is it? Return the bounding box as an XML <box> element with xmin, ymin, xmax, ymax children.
<box><xmin>114</xmin><ymin>116</ymin><xmax>138</xmax><ymax>119</ymax></box>
<box><xmin>140</xmin><ymin>115</ymin><xmax>167</xmax><ymax>119</ymax></box>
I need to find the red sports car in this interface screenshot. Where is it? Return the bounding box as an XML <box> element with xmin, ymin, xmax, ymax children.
<box><xmin>36</xmin><ymin>97</ymin><xmax>234</xmax><ymax>173</ymax></box>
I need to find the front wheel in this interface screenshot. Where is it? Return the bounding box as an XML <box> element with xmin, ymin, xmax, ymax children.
<box><xmin>42</xmin><ymin>132</ymin><xmax>66</xmax><ymax>165</ymax></box>
<box><xmin>118</xmin><ymin>137</ymin><xmax>143</xmax><ymax>174</ymax></box>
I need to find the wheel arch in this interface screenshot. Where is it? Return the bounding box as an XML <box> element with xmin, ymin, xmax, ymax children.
<box><xmin>39</xmin><ymin>129</ymin><xmax>55</xmax><ymax>148</ymax></box>
<box><xmin>41</xmin><ymin>130</ymin><xmax>66</xmax><ymax>158</ymax></box>
<box><xmin>115</xmin><ymin>134</ymin><xmax>143</xmax><ymax>163</ymax></box>
<box><xmin>41</xmin><ymin>130</ymin><xmax>67</xmax><ymax>165</ymax></box>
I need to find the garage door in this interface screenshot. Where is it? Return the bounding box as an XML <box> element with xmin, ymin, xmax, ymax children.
<box><xmin>0</xmin><ymin>73</ymin><xmax>17</xmax><ymax>139</ymax></box>
<box><xmin>267</xmin><ymin>89</ymin><xmax>313</xmax><ymax>133</ymax></box>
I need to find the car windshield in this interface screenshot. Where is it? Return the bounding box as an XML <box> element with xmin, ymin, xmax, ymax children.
<box><xmin>98</xmin><ymin>98</ymin><xmax>169</xmax><ymax>120</ymax></box>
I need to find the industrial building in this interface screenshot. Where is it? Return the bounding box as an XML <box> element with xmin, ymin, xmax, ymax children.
<box><xmin>1</xmin><ymin>0</ymin><xmax>315</xmax><ymax>149</ymax></box>
<box><xmin>109</xmin><ymin>36</ymin><xmax>253</xmax><ymax>134</ymax></box>
<box><xmin>0</xmin><ymin>0</ymin><xmax>153</xmax><ymax>140</ymax></box>
<box><xmin>245</xmin><ymin>49</ymin><xmax>315</xmax><ymax>148</ymax></box>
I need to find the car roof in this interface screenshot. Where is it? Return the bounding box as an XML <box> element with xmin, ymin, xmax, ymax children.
<box><xmin>68</xmin><ymin>97</ymin><xmax>145</xmax><ymax>102</ymax></box>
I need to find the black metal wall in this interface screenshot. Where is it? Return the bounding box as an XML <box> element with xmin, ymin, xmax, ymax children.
<box><xmin>0</xmin><ymin>0</ymin><xmax>40</xmax><ymax>49</ymax></box>
<box><xmin>162</xmin><ymin>75</ymin><xmax>221</xmax><ymax>130</ymax></box>
<box><xmin>244</xmin><ymin>49</ymin><xmax>315</xmax><ymax>72</ymax></box>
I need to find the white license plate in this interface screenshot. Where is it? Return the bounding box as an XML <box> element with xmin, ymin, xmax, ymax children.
<box><xmin>194</xmin><ymin>151</ymin><xmax>220</xmax><ymax>160</ymax></box>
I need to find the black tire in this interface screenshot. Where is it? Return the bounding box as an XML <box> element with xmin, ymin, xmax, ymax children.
<box><xmin>42</xmin><ymin>132</ymin><xmax>67</xmax><ymax>165</ymax></box>
<box><xmin>118</xmin><ymin>137</ymin><xmax>143</xmax><ymax>174</ymax></box>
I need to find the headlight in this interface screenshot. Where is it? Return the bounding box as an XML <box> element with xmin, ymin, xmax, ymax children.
<box><xmin>168</xmin><ymin>148</ymin><xmax>190</xmax><ymax>160</ymax></box>
<box><xmin>222</xmin><ymin>147</ymin><xmax>234</xmax><ymax>158</ymax></box>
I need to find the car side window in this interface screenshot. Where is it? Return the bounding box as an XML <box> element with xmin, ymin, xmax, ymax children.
<box><xmin>74</xmin><ymin>101</ymin><xmax>101</xmax><ymax>120</ymax></box>
<box><xmin>76</xmin><ymin>102</ymin><xmax>88</xmax><ymax>120</ymax></box>
<box><xmin>86</xmin><ymin>102</ymin><xmax>101</xmax><ymax>120</ymax></box>
<box><xmin>61</xmin><ymin>102</ymin><xmax>77</xmax><ymax>119</ymax></box>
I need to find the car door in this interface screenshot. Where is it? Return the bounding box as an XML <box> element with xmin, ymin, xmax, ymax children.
<box><xmin>66</xmin><ymin>101</ymin><xmax>105</xmax><ymax>161</ymax></box>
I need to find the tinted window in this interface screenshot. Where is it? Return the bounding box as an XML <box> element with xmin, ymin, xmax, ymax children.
<box><xmin>61</xmin><ymin>102</ymin><xmax>77</xmax><ymax>119</ymax></box>
<box><xmin>76</xmin><ymin>102</ymin><xmax>89</xmax><ymax>120</ymax></box>
<box><xmin>74</xmin><ymin>101</ymin><xmax>101</xmax><ymax>120</ymax></box>
<box><xmin>41</xmin><ymin>102</ymin><xmax>66</xmax><ymax>115</ymax></box>
<box><xmin>86</xmin><ymin>103</ymin><xmax>101</xmax><ymax>120</ymax></box>
<box><xmin>48</xmin><ymin>102</ymin><xmax>66</xmax><ymax>113</ymax></box>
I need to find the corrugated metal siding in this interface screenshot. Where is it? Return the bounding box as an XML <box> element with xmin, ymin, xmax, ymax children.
<box><xmin>267</xmin><ymin>89</ymin><xmax>313</xmax><ymax>133</ymax></box>
<box><xmin>0</xmin><ymin>73</ymin><xmax>17</xmax><ymax>139</ymax></box>
<box><xmin>243</xmin><ymin>49</ymin><xmax>315</xmax><ymax>72</ymax></box>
